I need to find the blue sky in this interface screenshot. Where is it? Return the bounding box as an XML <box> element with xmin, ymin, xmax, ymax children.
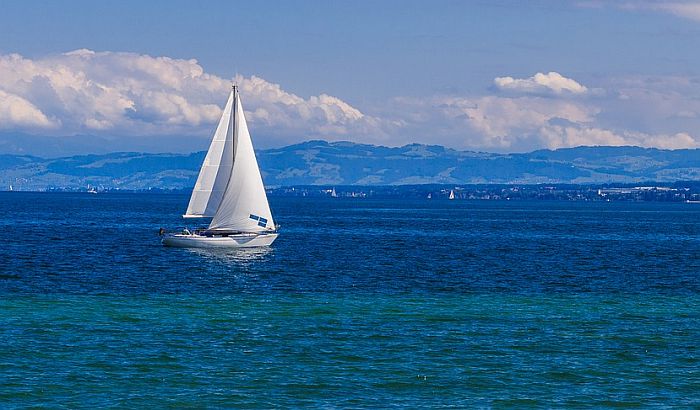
<box><xmin>1</xmin><ymin>0</ymin><xmax>700</xmax><ymax>153</ymax></box>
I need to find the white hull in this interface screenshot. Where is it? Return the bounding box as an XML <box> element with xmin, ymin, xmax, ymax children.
<box><xmin>162</xmin><ymin>233</ymin><xmax>278</xmax><ymax>248</ymax></box>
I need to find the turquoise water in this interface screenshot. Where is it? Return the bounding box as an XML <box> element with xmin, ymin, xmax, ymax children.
<box><xmin>1</xmin><ymin>193</ymin><xmax>699</xmax><ymax>407</ymax></box>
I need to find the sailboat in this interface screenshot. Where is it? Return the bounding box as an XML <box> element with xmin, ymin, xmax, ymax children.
<box><xmin>449</xmin><ymin>189</ymin><xmax>455</xmax><ymax>200</ymax></box>
<box><xmin>162</xmin><ymin>85</ymin><xmax>278</xmax><ymax>248</ymax></box>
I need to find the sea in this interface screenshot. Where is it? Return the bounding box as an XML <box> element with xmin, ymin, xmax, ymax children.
<box><xmin>1</xmin><ymin>192</ymin><xmax>699</xmax><ymax>407</ymax></box>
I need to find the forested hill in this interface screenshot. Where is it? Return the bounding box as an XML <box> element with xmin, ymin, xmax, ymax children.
<box><xmin>2</xmin><ymin>140</ymin><xmax>699</xmax><ymax>190</ymax></box>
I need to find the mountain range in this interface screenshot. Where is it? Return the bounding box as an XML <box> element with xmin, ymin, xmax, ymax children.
<box><xmin>2</xmin><ymin>140</ymin><xmax>700</xmax><ymax>191</ymax></box>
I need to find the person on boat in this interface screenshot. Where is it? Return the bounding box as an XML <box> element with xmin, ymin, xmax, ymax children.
<box><xmin>158</xmin><ymin>227</ymin><xmax>166</xmax><ymax>236</ymax></box>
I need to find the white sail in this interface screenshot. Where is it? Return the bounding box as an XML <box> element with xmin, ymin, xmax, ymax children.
<box><xmin>208</xmin><ymin>88</ymin><xmax>275</xmax><ymax>232</ymax></box>
<box><xmin>162</xmin><ymin>86</ymin><xmax>278</xmax><ymax>249</ymax></box>
<box><xmin>184</xmin><ymin>91</ymin><xmax>235</xmax><ymax>217</ymax></box>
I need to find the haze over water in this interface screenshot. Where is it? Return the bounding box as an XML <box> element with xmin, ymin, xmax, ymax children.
<box><xmin>1</xmin><ymin>193</ymin><xmax>699</xmax><ymax>407</ymax></box>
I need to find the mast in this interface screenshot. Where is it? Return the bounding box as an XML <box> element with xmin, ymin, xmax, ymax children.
<box><xmin>231</xmin><ymin>84</ymin><xmax>237</xmax><ymax>171</ymax></box>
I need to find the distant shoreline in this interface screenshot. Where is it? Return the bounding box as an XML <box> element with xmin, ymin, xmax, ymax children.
<box><xmin>4</xmin><ymin>182</ymin><xmax>700</xmax><ymax>203</ymax></box>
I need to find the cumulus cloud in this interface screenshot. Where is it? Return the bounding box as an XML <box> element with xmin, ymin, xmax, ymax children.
<box><xmin>390</xmin><ymin>86</ymin><xmax>700</xmax><ymax>151</ymax></box>
<box><xmin>0</xmin><ymin>49</ymin><xmax>387</xmax><ymax>145</ymax></box>
<box><xmin>592</xmin><ymin>75</ymin><xmax>700</xmax><ymax>138</ymax></box>
<box><xmin>0</xmin><ymin>49</ymin><xmax>698</xmax><ymax>152</ymax></box>
<box><xmin>379</xmin><ymin>70</ymin><xmax>700</xmax><ymax>151</ymax></box>
<box><xmin>234</xmin><ymin>75</ymin><xmax>389</xmax><ymax>143</ymax></box>
<box><xmin>494</xmin><ymin>72</ymin><xmax>589</xmax><ymax>95</ymax></box>
<box><xmin>540</xmin><ymin>125</ymin><xmax>699</xmax><ymax>150</ymax></box>
<box><xmin>0</xmin><ymin>90</ymin><xmax>58</xmax><ymax>130</ymax></box>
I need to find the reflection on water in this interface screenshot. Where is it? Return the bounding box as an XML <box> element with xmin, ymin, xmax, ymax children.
<box><xmin>186</xmin><ymin>246</ymin><xmax>274</xmax><ymax>264</ymax></box>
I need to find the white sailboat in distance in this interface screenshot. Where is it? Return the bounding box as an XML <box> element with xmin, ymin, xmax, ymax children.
<box><xmin>162</xmin><ymin>85</ymin><xmax>278</xmax><ymax>248</ymax></box>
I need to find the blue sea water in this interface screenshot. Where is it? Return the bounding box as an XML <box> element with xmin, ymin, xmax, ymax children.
<box><xmin>1</xmin><ymin>192</ymin><xmax>699</xmax><ymax>407</ymax></box>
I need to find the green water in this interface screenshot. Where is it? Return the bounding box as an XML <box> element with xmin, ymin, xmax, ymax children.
<box><xmin>2</xmin><ymin>294</ymin><xmax>699</xmax><ymax>407</ymax></box>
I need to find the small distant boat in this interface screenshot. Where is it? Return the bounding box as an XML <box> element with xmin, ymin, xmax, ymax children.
<box><xmin>8</xmin><ymin>185</ymin><xmax>13</xmax><ymax>192</ymax></box>
<box><xmin>449</xmin><ymin>190</ymin><xmax>455</xmax><ymax>200</ymax></box>
<box><xmin>427</xmin><ymin>193</ymin><xmax>432</xmax><ymax>199</ymax></box>
<box><xmin>331</xmin><ymin>187</ymin><xmax>338</xmax><ymax>198</ymax></box>
<box><xmin>162</xmin><ymin>85</ymin><xmax>278</xmax><ymax>248</ymax></box>
<box><xmin>87</xmin><ymin>187</ymin><xmax>98</xmax><ymax>194</ymax></box>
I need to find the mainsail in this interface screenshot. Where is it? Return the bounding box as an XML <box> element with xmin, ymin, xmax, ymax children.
<box><xmin>185</xmin><ymin>87</ymin><xmax>275</xmax><ymax>233</ymax></box>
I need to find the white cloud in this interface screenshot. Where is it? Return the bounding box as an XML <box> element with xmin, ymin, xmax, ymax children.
<box><xmin>494</xmin><ymin>72</ymin><xmax>589</xmax><ymax>95</ymax></box>
<box><xmin>0</xmin><ymin>89</ymin><xmax>58</xmax><ymax>129</ymax></box>
<box><xmin>593</xmin><ymin>75</ymin><xmax>700</xmax><ymax>136</ymax></box>
<box><xmin>386</xmin><ymin>71</ymin><xmax>700</xmax><ymax>151</ymax></box>
<box><xmin>540</xmin><ymin>125</ymin><xmax>699</xmax><ymax>150</ymax></box>
<box><xmin>390</xmin><ymin>87</ymin><xmax>700</xmax><ymax>151</ymax></box>
<box><xmin>653</xmin><ymin>2</ymin><xmax>700</xmax><ymax>21</ymax></box>
<box><xmin>0</xmin><ymin>50</ymin><xmax>698</xmax><ymax>152</ymax></box>
<box><xmin>0</xmin><ymin>50</ymin><xmax>386</xmax><ymax>146</ymax></box>
<box><xmin>386</xmin><ymin>90</ymin><xmax>604</xmax><ymax>150</ymax></box>
<box><xmin>233</xmin><ymin>75</ymin><xmax>391</xmax><ymax>144</ymax></box>
<box><xmin>579</xmin><ymin>1</ymin><xmax>700</xmax><ymax>22</ymax></box>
